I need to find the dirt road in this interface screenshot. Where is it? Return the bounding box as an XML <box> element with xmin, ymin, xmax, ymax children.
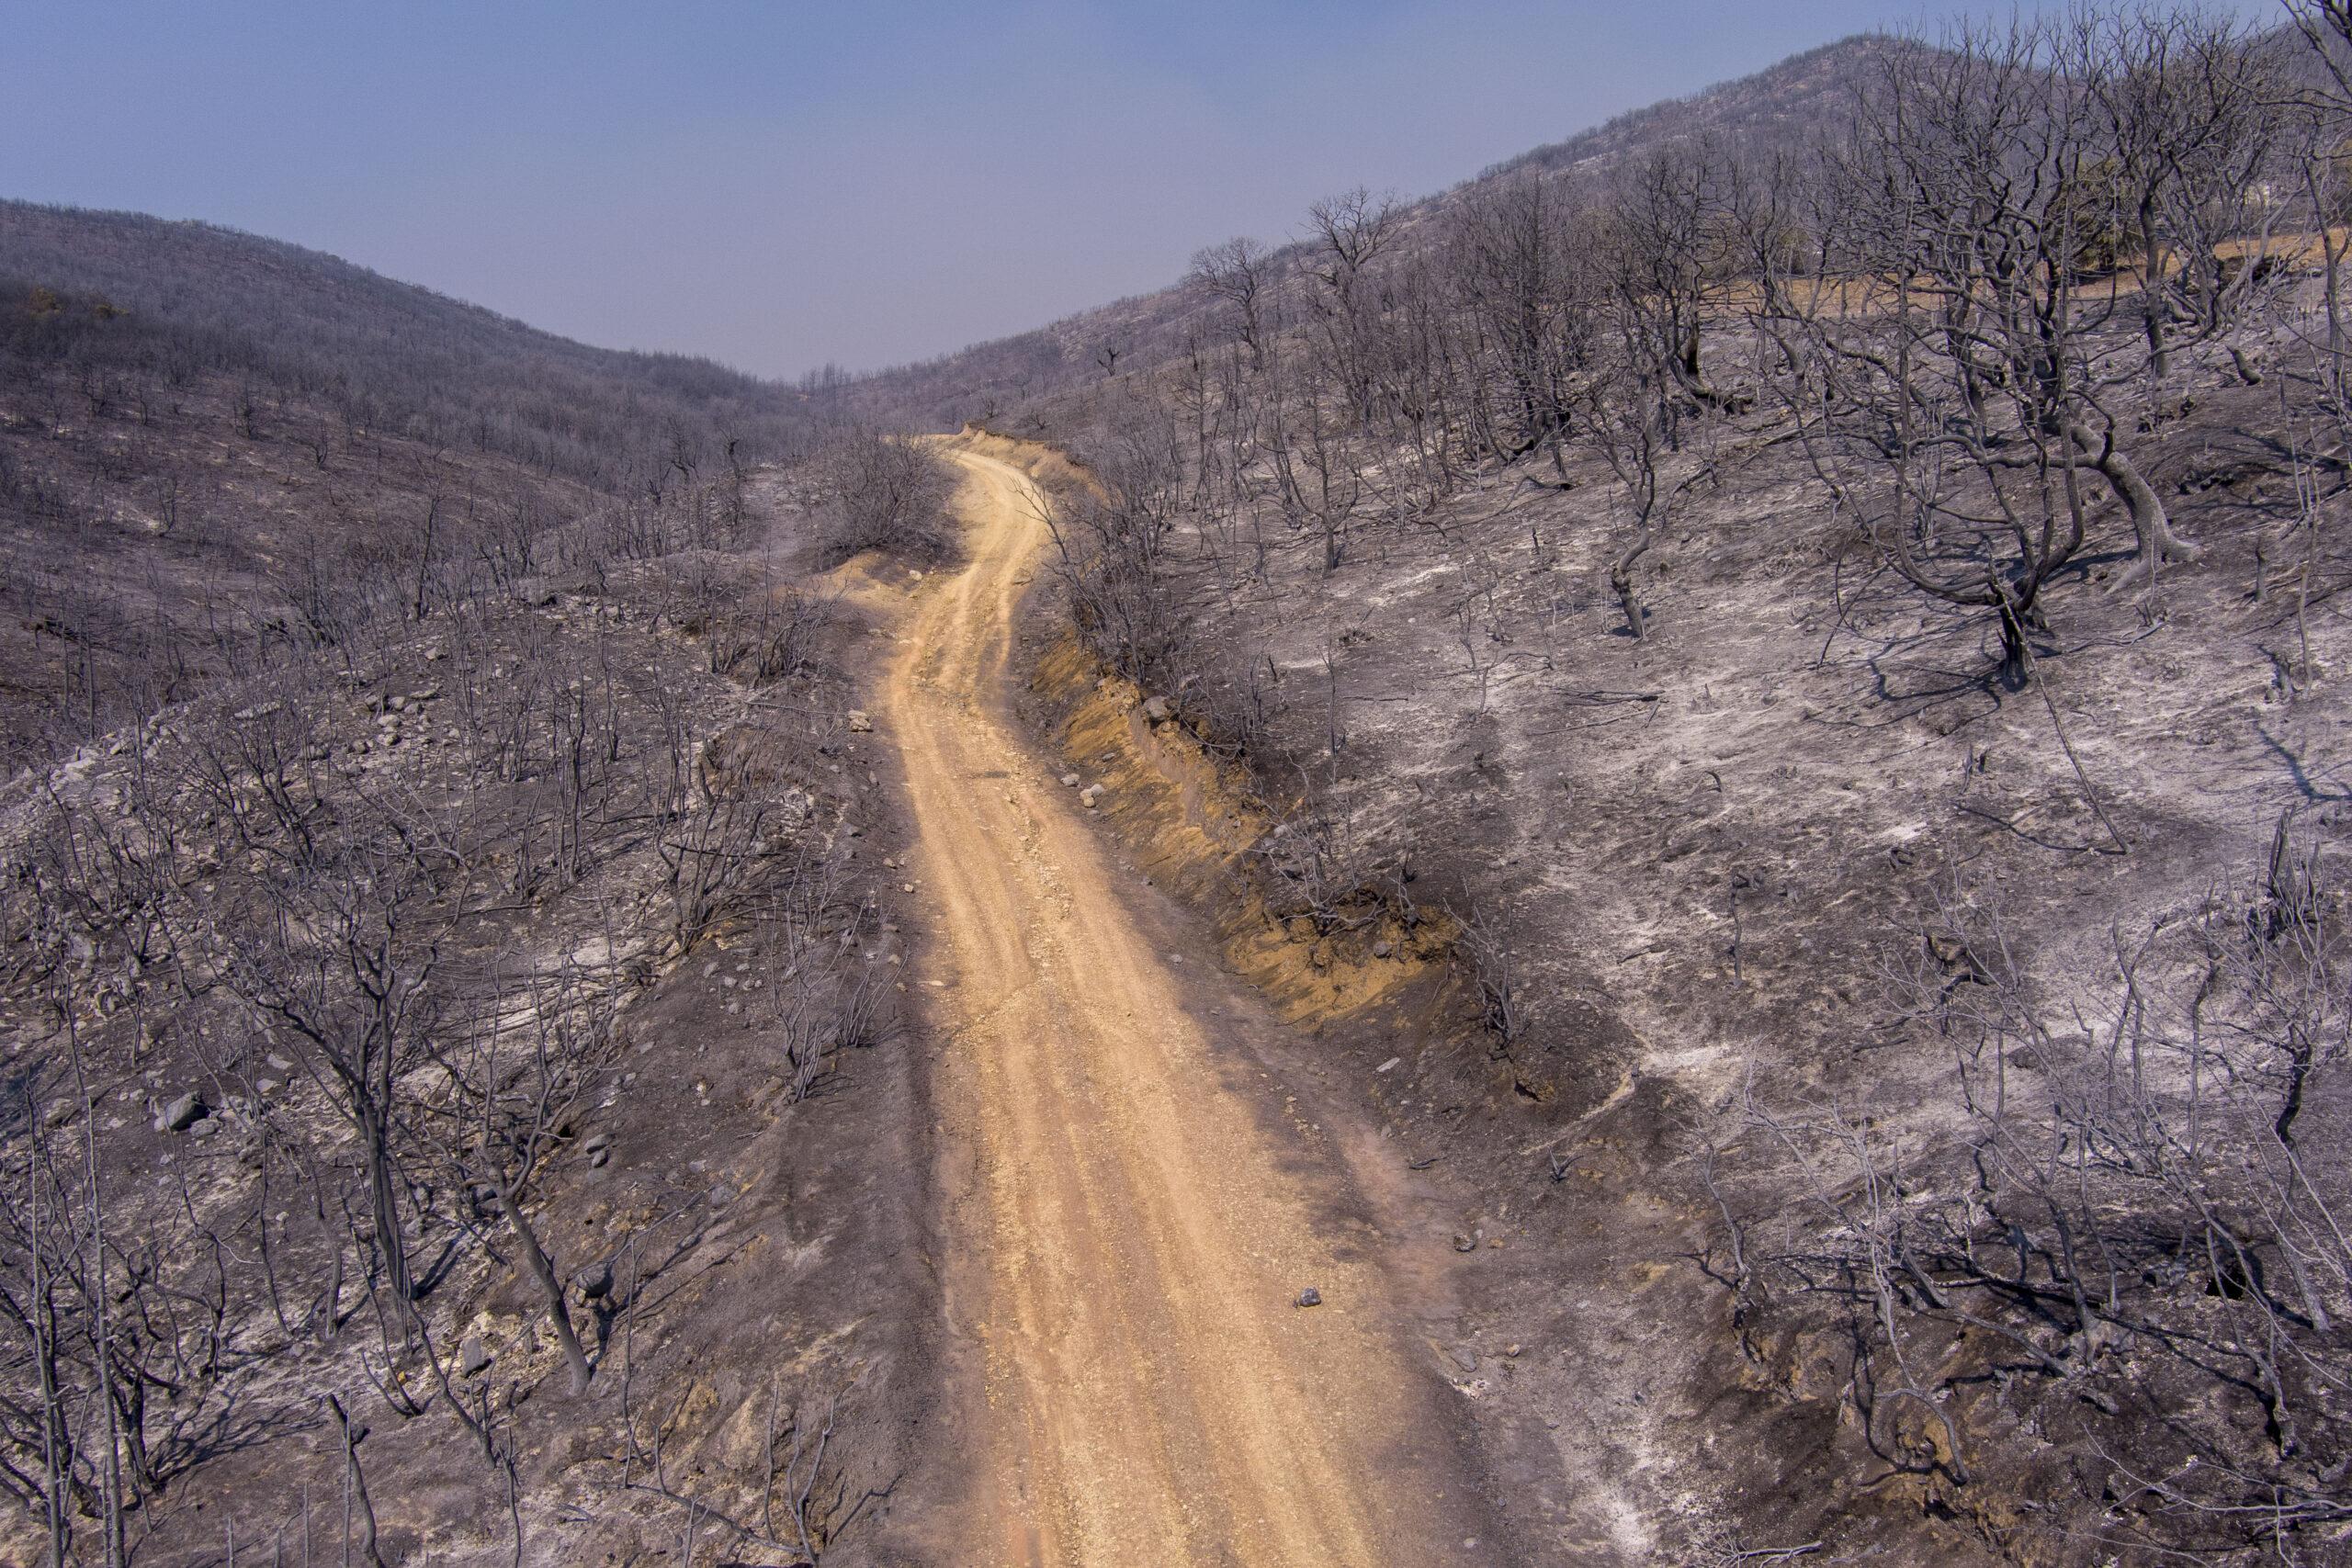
<box><xmin>885</xmin><ymin>441</ymin><xmax>1475</xmax><ymax>1565</ymax></box>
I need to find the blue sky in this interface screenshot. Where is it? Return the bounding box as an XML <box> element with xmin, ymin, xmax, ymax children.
<box><xmin>0</xmin><ymin>1</ymin><xmax>2289</xmax><ymax>378</ymax></box>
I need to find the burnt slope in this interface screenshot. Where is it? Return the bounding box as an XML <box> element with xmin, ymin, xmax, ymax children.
<box><xmin>0</xmin><ymin>205</ymin><xmax>821</xmax><ymax>768</ymax></box>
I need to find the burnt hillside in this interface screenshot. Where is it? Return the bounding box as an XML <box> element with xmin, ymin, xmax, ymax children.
<box><xmin>0</xmin><ymin>209</ymin><xmax>960</xmax><ymax>1566</ymax></box>
<box><xmin>0</xmin><ymin>205</ymin><xmax>832</xmax><ymax>770</ymax></box>
<box><xmin>953</xmin><ymin>8</ymin><xmax>2352</xmax><ymax>1562</ymax></box>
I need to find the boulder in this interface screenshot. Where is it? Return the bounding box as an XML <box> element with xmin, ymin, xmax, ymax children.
<box><xmin>162</xmin><ymin>1092</ymin><xmax>208</xmax><ymax>1132</ymax></box>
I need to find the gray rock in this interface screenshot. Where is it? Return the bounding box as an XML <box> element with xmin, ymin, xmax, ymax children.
<box><xmin>1079</xmin><ymin>784</ymin><xmax>1105</xmax><ymax>808</ymax></box>
<box><xmin>846</xmin><ymin>710</ymin><xmax>873</xmax><ymax>733</ymax></box>
<box><xmin>1061</xmin><ymin>772</ymin><xmax>1081</xmax><ymax>787</ymax></box>
<box><xmin>162</xmin><ymin>1092</ymin><xmax>208</xmax><ymax>1132</ymax></box>
<box><xmin>579</xmin><ymin>1262</ymin><xmax>614</xmax><ymax>1301</ymax></box>
<box><xmin>1142</xmin><ymin>695</ymin><xmax>1171</xmax><ymax>722</ymax></box>
<box><xmin>460</xmin><ymin>1336</ymin><xmax>491</xmax><ymax>1376</ymax></box>
<box><xmin>1296</xmin><ymin>1287</ymin><xmax>1322</xmax><ymax>1308</ymax></box>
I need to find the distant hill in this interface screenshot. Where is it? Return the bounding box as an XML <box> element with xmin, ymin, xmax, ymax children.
<box><xmin>0</xmin><ymin>201</ymin><xmax>808</xmax><ymax>491</ymax></box>
<box><xmin>1475</xmin><ymin>34</ymin><xmax>1903</xmax><ymax>183</ymax></box>
<box><xmin>851</xmin><ymin>33</ymin><xmax>1906</xmax><ymax>430</ymax></box>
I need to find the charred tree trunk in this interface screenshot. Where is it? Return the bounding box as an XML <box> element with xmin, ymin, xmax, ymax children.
<box><xmin>495</xmin><ymin>1189</ymin><xmax>593</xmax><ymax>1395</ymax></box>
<box><xmin>2070</xmin><ymin>423</ymin><xmax>2199</xmax><ymax>592</ymax></box>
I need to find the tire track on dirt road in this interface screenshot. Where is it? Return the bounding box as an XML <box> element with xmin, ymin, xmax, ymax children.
<box><xmin>886</xmin><ymin>436</ymin><xmax>1485</xmax><ymax>1566</ymax></box>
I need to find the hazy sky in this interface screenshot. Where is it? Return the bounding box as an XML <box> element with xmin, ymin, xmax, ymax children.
<box><xmin>0</xmin><ymin>1</ymin><xmax>2283</xmax><ymax>378</ymax></box>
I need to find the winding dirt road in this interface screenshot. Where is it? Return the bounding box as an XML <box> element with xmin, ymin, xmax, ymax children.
<box><xmin>886</xmin><ymin>440</ymin><xmax>1470</xmax><ymax>1565</ymax></box>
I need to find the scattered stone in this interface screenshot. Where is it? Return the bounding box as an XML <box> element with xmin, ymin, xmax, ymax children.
<box><xmin>190</xmin><ymin>1118</ymin><xmax>220</xmax><ymax>1139</ymax></box>
<box><xmin>1296</xmin><ymin>1287</ymin><xmax>1322</xmax><ymax>1308</ymax></box>
<box><xmin>162</xmin><ymin>1091</ymin><xmax>209</xmax><ymax>1132</ymax></box>
<box><xmin>254</xmin><ymin>1077</ymin><xmax>282</xmax><ymax>1097</ymax></box>
<box><xmin>1142</xmin><ymin>695</ymin><xmax>1171</xmax><ymax>722</ymax></box>
<box><xmin>1079</xmin><ymin>784</ymin><xmax>1105</xmax><ymax>808</ymax></box>
<box><xmin>232</xmin><ymin>701</ymin><xmax>282</xmax><ymax>722</ymax></box>
<box><xmin>1372</xmin><ymin>941</ymin><xmax>1394</xmax><ymax>959</ymax></box>
<box><xmin>846</xmin><ymin>710</ymin><xmax>873</xmax><ymax>733</ymax></box>
<box><xmin>1376</xmin><ymin>1056</ymin><xmax>1403</xmax><ymax>1074</ymax></box>
<box><xmin>267</xmin><ymin>1054</ymin><xmax>293</xmax><ymax>1073</ymax></box>
<box><xmin>1061</xmin><ymin>773</ymin><xmax>1081</xmax><ymax>787</ymax></box>
<box><xmin>581</xmin><ymin>1132</ymin><xmax>612</xmax><ymax>1155</ymax></box>
<box><xmin>460</xmin><ymin>1336</ymin><xmax>491</xmax><ymax>1376</ymax></box>
<box><xmin>1453</xmin><ymin>1232</ymin><xmax>1478</xmax><ymax>1254</ymax></box>
<box><xmin>589</xmin><ymin>1146</ymin><xmax>611</xmax><ymax>1169</ymax></box>
<box><xmin>579</xmin><ymin>1261</ymin><xmax>614</xmax><ymax>1300</ymax></box>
